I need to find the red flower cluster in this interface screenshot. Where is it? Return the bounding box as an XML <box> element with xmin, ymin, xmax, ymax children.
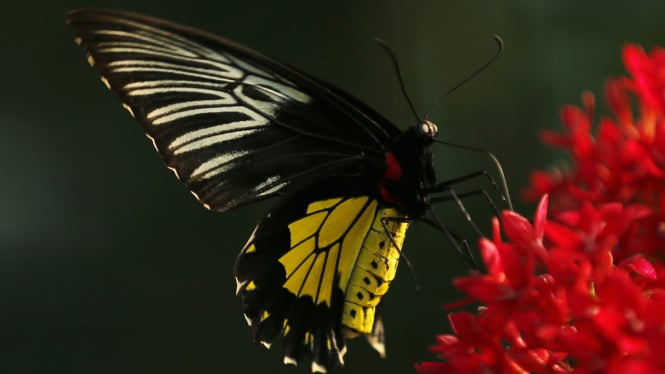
<box><xmin>416</xmin><ymin>44</ymin><xmax>665</xmax><ymax>373</ymax></box>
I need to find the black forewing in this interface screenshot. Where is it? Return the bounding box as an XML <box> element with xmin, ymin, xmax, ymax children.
<box><xmin>67</xmin><ymin>9</ymin><xmax>401</xmax><ymax>212</ymax></box>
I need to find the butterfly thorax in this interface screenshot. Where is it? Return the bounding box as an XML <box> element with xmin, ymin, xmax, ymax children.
<box><xmin>378</xmin><ymin>120</ymin><xmax>438</xmax><ymax>218</ymax></box>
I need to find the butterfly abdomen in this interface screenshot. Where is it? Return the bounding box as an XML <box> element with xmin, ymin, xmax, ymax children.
<box><xmin>341</xmin><ymin>206</ymin><xmax>408</xmax><ymax>338</ymax></box>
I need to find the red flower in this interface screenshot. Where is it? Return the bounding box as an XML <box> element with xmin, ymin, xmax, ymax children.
<box><xmin>524</xmin><ymin>46</ymin><xmax>665</xmax><ymax>217</ymax></box>
<box><xmin>416</xmin><ymin>44</ymin><xmax>665</xmax><ymax>373</ymax></box>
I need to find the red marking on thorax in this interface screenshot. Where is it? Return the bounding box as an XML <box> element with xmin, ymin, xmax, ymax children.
<box><xmin>378</xmin><ymin>152</ymin><xmax>403</xmax><ymax>205</ymax></box>
<box><xmin>378</xmin><ymin>184</ymin><xmax>398</xmax><ymax>205</ymax></box>
<box><xmin>383</xmin><ymin>152</ymin><xmax>402</xmax><ymax>181</ymax></box>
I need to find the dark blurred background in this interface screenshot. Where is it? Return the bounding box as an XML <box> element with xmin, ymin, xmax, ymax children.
<box><xmin>2</xmin><ymin>1</ymin><xmax>665</xmax><ymax>373</ymax></box>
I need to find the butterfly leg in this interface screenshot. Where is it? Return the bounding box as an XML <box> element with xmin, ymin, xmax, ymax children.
<box><xmin>429</xmin><ymin>170</ymin><xmax>508</xmax><ymax>247</ymax></box>
<box><xmin>380</xmin><ymin>216</ymin><xmax>416</xmax><ymax>275</ymax></box>
<box><xmin>421</xmin><ymin>207</ymin><xmax>479</xmax><ymax>268</ymax></box>
<box><xmin>429</xmin><ymin>170</ymin><xmax>510</xmax><ymax>212</ymax></box>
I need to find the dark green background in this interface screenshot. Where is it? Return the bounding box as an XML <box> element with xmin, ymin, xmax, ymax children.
<box><xmin>3</xmin><ymin>1</ymin><xmax>664</xmax><ymax>373</ymax></box>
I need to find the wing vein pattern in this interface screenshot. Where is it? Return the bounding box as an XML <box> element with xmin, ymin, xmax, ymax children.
<box><xmin>68</xmin><ymin>10</ymin><xmax>402</xmax><ymax>212</ymax></box>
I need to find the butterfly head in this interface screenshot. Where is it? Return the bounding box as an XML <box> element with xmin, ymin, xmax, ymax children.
<box><xmin>415</xmin><ymin>119</ymin><xmax>439</xmax><ymax>140</ymax></box>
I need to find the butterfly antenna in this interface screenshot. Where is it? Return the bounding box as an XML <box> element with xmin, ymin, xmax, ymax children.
<box><xmin>434</xmin><ymin>139</ymin><xmax>513</xmax><ymax>211</ymax></box>
<box><xmin>423</xmin><ymin>35</ymin><xmax>504</xmax><ymax>119</ymax></box>
<box><xmin>374</xmin><ymin>37</ymin><xmax>420</xmax><ymax>123</ymax></box>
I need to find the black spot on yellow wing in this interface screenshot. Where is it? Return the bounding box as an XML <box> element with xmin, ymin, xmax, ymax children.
<box><xmin>234</xmin><ymin>195</ymin><xmax>408</xmax><ymax>372</ymax></box>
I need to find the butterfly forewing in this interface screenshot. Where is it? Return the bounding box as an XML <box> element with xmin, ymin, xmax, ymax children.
<box><xmin>67</xmin><ymin>9</ymin><xmax>399</xmax><ymax>212</ymax></box>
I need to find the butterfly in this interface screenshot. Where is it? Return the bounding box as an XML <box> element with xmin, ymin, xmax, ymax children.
<box><xmin>66</xmin><ymin>9</ymin><xmax>481</xmax><ymax>373</ymax></box>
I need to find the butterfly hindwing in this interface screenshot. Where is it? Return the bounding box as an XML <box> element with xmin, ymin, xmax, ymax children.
<box><xmin>234</xmin><ymin>178</ymin><xmax>409</xmax><ymax>372</ymax></box>
<box><xmin>66</xmin><ymin>9</ymin><xmax>401</xmax><ymax>212</ymax></box>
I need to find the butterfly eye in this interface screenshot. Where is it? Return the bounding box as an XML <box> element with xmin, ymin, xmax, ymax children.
<box><xmin>418</xmin><ymin>120</ymin><xmax>439</xmax><ymax>139</ymax></box>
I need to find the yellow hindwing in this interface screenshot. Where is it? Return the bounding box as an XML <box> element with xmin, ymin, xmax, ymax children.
<box><xmin>278</xmin><ymin>196</ymin><xmax>409</xmax><ymax>336</ymax></box>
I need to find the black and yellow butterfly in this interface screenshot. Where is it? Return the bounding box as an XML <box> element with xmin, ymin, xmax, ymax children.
<box><xmin>67</xmin><ymin>9</ymin><xmax>468</xmax><ymax>373</ymax></box>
